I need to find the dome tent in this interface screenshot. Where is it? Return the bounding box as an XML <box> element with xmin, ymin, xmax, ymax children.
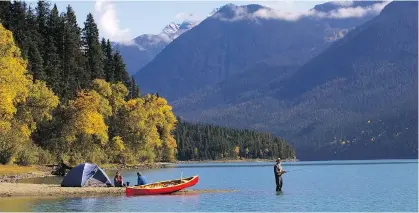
<box><xmin>61</xmin><ymin>163</ymin><xmax>113</xmax><ymax>187</ymax></box>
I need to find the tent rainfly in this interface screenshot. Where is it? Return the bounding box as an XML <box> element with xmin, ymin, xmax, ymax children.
<box><xmin>61</xmin><ymin>163</ymin><xmax>113</xmax><ymax>187</ymax></box>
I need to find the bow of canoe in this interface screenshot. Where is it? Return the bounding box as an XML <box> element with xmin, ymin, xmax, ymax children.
<box><xmin>125</xmin><ymin>175</ymin><xmax>199</xmax><ymax>196</ymax></box>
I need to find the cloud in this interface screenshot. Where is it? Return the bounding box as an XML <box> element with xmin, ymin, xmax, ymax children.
<box><xmin>95</xmin><ymin>0</ymin><xmax>132</xmax><ymax>43</ymax></box>
<box><xmin>327</xmin><ymin>1</ymin><xmax>390</xmax><ymax>18</ymax></box>
<box><xmin>213</xmin><ymin>1</ymin><xmax>391</xmax><ymax>22</ymax></box>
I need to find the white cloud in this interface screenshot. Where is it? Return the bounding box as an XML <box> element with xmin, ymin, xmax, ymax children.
<box><xmin>327</xmin><ymin>1</ymin><xmax>390</xmax><ymax>18</ymax></box>
<box><xmin>95</xmin><ymin>0</ymin><xmax>132</xmax><ymax>43</ymax></box>
<box><xmin>213</xmin><ymin>1</ymin><xmax>391</xmax><ymax>22</ymax></box>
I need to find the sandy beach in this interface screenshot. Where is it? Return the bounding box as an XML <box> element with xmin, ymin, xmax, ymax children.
<box><xmin>0</xmin><ymin>183</ymin><xmax>236</xmax><ymax>197</ymax></box>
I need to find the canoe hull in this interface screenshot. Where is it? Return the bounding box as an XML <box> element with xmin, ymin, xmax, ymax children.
<box><xmin>125</xmin><ymin>175</ymin><xmax>199</xmax><ymax>196</ymax></box>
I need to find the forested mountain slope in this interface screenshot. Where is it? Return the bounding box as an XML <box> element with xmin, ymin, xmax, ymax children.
<box><xmin>135</xmin><ymin>2</ymin><xmax>382</xmax><ymax>101</ymax></box>
<box><xmin>174</xmin><ymin>1</ymin><xmax>418</xmax><ymax>160</ymax></box>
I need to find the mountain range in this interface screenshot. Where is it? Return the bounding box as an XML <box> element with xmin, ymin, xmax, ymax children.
<box><xmin>113</xmin><ymin>21</ymin><xmax>197</xmax><ymax>74</ymax></box>
<box><xmin>134</xmin><ymin>1</ymin><xmax>385</xmax><ymax>101</ymax></box>
<box><xmin>120</xmin><ymin>1</ymin><xmax>418</xmax><ymax>160</ymax></box>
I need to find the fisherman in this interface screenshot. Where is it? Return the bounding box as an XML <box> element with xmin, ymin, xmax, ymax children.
<box><xmin>137</xmin><ymin>172</ymin><xmax>147</xmax><ymax>186</ymax></box>
<box><xmin>274</xmin><ymin>158</ymin><xmax>287</xmax><ymax>191</ymax></box>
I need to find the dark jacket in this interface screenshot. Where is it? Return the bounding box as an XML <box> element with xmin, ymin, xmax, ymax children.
<box><xmin>137</xmin><ymin>176</ymin><xmax>147</xmax><ymax>185</ymax></box>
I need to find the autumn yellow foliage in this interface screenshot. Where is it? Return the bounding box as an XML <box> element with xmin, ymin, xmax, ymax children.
<box><xmin>0</xmin><ymin>24</ymin><xmax>59</xmax><ymax>164</ymax></box>
<box><xmin>63</xmin><ymin>90</ymin><xmax>111</xmax><ymax>145</ymax></box>
<box><xmin>0</xmin><ymin>24</ymin><xmax>177</xmax><ymax>165</ymax></box>
<box><xmin>0</xmin><ymin>24</ymin><xmax>31</xmax><ymax>133</ymax></box>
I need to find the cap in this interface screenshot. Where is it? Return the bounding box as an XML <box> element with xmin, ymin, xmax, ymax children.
<box><xmin>276</xmin><ymin>158</ymin><xmax>281</xmax><ymax>162</ymax></box>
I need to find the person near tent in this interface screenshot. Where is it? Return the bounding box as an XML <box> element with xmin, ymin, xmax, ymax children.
<box><xmin>57</xmin><ymin>159</ymin><xmax>73</xmax><ymax>176</ymax></box>
<box><xmin>137</xmin><ymin>172</ymin><xmax>147</xmax><ymax>186</ymax></box>
<box><xmin>114</xmin><ymin>171</ymin><xmax>125</xmax><ymax>187</ymax></box>
<box><xmin>274</xmin><ymin>158</ymin><xmax>287</xmax><ymax>191</ymax></box>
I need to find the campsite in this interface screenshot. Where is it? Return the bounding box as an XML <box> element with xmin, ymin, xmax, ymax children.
<box><xmin>0</xmin><ymin>162</ymin><xmax>233</xmax><ymax>197</ymax></box>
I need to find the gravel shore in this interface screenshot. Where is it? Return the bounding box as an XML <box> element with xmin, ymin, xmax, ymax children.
<box><xmin>0</xmin><ymin>183</ymin><xmax>236</xmax><ymax>197</ymax></box>
<box><xmin>0</xmin><ymin>171</ymin><xmax>52</xmax><ymax>183</ymax></box>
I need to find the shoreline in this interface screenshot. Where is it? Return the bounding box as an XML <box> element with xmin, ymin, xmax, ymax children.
<box><xmin>0</xmin><ymin>183</ymin><xmax>237</xmax><ymax>197</ymax></box>
<box><xmin>175</xmin><ymin>158</ymin><xmax>298</xmax><ymax>164</ymax></box>
<box><xmin>0</xmin><ymin>159</ymin><xmax>297</xmax><ymax>183</ymax></box>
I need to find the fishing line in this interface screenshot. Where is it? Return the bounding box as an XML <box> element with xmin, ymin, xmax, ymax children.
<box><xmin>286</xmin><ymin>169</ymin><xmax>304</xmax><ymax>172</ymax></box>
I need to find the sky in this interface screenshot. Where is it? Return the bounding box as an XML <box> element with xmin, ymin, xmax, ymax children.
<box><xmin>48</xmin><ymin>1</ymin><xmax>326</xmax><ymax>42</ymax></box>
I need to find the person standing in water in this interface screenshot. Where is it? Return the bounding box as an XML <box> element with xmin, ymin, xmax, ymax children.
<box><xmin>274</xmin><ymin>158</ymin><xmax>287</xmax><ymax>191</ymax></box>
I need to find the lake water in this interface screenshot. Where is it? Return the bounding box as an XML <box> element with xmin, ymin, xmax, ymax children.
<box><xmin>0</xmin><ymin>159</ymin><xmax>417</xmax><ymax>212</ymax></box>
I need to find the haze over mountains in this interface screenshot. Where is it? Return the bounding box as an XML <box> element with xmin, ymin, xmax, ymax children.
<box><xmin>120</xmin><ymin>1</ymin><xmax>418</xmax><ymax>160</ymax></box>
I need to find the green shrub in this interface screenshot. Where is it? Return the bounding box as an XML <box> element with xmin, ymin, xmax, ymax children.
<box><xmin>36</xmin><ymin>147</ymin><xmax>53</xmax><ymax>165</ymax></box>
<box><xmin>16</xmin><ymin>146</ymin><xmax>39</xmax><ymax>166</ymax></box>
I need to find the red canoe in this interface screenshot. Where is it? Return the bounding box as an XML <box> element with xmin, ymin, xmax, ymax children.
<box><xmin>125</xmin><ymin>175</ymin><xmax>199</xmax><ymax>196</ymax></box>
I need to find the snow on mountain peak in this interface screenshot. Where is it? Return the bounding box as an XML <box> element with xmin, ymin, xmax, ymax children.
<box><xmin>162</xmin><ymin>22</ymin><xmax>181</xmax><ymax>35</ymax></box>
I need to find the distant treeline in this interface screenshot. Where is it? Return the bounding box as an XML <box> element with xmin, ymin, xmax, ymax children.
<box><xmin>175</xmin><ymin>118</ymin><xmax>296</xmax><ymax>160</ymax></box>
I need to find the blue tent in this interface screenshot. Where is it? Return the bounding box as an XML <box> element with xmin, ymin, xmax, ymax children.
<box><xmin>61</xmin><ymin>163</ymin><xmax>113</xmax><ymax>187</ymax></box>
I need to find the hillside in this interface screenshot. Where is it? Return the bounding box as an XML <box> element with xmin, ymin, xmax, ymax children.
<box><xmin>134</xmin><ymin>2</ymin><xmax>382</xmax><ymax>101</ymax></box>
<box><xmin>175</xmin><ymin>118</ymin><xmax>295</xmax><ymax>160</ymax></box>
<box><xmin>174</xmin><ymin>1</ymin><xmax>418</xmax><ymax>160</ymax></box>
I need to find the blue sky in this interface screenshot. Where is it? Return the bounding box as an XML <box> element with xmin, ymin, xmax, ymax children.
<box><xmin>50</xmin><ymin>1</ymin><xmax>326</xmax><ymax>42</ymax></box>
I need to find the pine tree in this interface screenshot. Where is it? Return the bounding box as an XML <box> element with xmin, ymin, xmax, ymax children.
<box><xmin>113</xmin><ymin>50</ymin><xmax>130</xmax><ymax>86</ymax></box>
<box><xmin>24</xmin><ymin>6</ymin><xmax>46</xmax><ymax>82</ymax></box>
<box><xmin>35</xmin><ymin>0</ymin><xmax>50</xmax><ymax>60</ymax></box>
<box><xmin>82</xmin><ymin>13</ymin><xmax>104</xmax><ymax>80</ymax></box>
<box><xmin>129</xmin><ymin>76</ymin><xmax>140</xmax><ymax>98</ymax></box>
<box><xmin>44</xmin><ymin>4</ymin><xmax>62</xmax><ymax>93</ymax></box>
<box><xmin>9</xmin><ymin>1</ymin><xmax>28</xmax><ymax>58</ymax></box>
<box><xmin>103</xmin><ymin>39</ymin><xmax>114</xmax><ymax>82</ymax></box>
<box><xmin>61</xmin><ymin>5</ymin><xmax>85</xmax><ymax>100</ymax></box>
<box><xmin>27</xmin><ymin>40</ymin><xmax>46</xmax><ymax>82</ymax></box>
<box><xmin>0</xmin><ymin>1</ymin><xmax>11</xmax><ymax>28</ymax></box>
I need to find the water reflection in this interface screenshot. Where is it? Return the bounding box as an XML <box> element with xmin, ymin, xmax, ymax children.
<box><xmin>0</xmin><ymin>197</ymin><xmax>66</xmax><ymax>212</ymax></box>
<box><xmin>27</xmin><ymin>193</ymin><xmax>201</xmax><ymax>212</ymax></box>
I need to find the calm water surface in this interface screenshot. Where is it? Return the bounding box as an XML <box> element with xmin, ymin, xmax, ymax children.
<box><xmin>0</xmin><ymin>159</ymin><xmax>417</xmax><ymax>212</ymax></box>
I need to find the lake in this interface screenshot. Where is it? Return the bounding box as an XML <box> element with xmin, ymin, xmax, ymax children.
<box><xmin>0</xmin><ymin>159</ymin><xmax>417</xmax><ymax>212</ymax></box>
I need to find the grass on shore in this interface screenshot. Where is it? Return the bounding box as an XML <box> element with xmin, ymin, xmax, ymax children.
<box><xmin>0</xmin><ymin>165</ymin><xmax>38</xmax><ymax>176</ymax></box>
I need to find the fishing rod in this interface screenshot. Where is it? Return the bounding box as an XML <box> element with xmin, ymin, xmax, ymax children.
<box><xmin>285</xmin><ymin>168</ymin><xmax>304</xmax><ymax>172</ymax></box>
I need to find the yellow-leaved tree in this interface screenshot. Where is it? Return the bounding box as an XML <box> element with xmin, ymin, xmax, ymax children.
<box><xmin>0</xmin><ymin>24</ymin><xmax>31</xmax><ymax>134</ymax></box>
<box><xmin>143</xmin><ymin>94</ymin><xmax>177</xmax><ymax>162</ymax></box>
<box><xmin>0</xmin><ymin>24</ymin><xmax>59</xmax><ymax>164</ymax></box>
<box><xmin>61</xmin><ymin>89</ymin><xmax>111</xmax><ymax>164</ymax></box>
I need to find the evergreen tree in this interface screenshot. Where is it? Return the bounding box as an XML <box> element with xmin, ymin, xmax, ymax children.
<box><xmin>35</xmin><ymin>0</ymin><xmax>50</xmax><ymax>60</ymax></box>
<box><xmin>44</xmin><ymin>4</ymin><xmax>62</xmax><ymax>93</ymax></box>
<box><xmin>103</xmin><ymin>39</ymin><xmax>114</xmax><ymax>82</ymax></box>
<box><xmin>129</xmin><ymin>76</ymin><xmax>140</xmax><ymax>98</ymax></box>
<box><xmin>113</xmin><ymin>50</ymin><xmax>130</xmax><ymax>85</ymax></box>
<box><xmin>82</xmin><ymin>13</ymin><xmax>104</xmax><ymax>79</ymax></box>
<box><xmin>61</xmin><ymin>5</ymin><xmax>85</xmax><ymax>100</ymax></box>
<box><xmin>9</xmin><ymin>1</ymin><xmax>28</xmax><ymax>58</ymax></box>
<box><xmin>0</xmin><ymin>1</ymin><xmax>11</xmax><ymax>28</ymax></box>
<box><xmin>25</xmin><ymin>6</ymin><xmax>46</xmax><ymax>82</ymax></box>
<box><xmin>27</xmin><ymin>40</ymin><xmax>45</xmax><ymax>81</ymax></box>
